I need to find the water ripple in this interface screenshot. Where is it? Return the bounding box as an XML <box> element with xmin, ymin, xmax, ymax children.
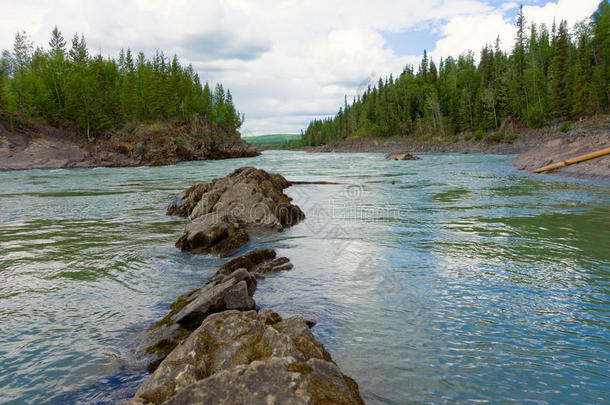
<box><xmin>0</xmin><ymin>152</ymin><xmax>608</xmax><ymax>404</ymax></box>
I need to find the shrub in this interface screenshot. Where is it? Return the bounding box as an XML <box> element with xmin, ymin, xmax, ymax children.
<box><xmin>486</xmin><ymin>132</ymin><xmax>504</xmax><ymax>142</ymax></box>
<box><xmin>473</xmin><ymin>129</ymin><xmax>485</xmax><ymax>142</ymax></box>
<box><xmin>559</xmin><ymin>122</ymin><xmax>572</xmax><ymax>133</ymax></box>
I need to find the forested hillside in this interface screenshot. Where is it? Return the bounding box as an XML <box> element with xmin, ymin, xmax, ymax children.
<box><xmin>0</xmin><ymin>28</ymin><xmax>242</xmax><ymax>139</ymax></box>
<box><xmin>303</xmin><ymin>1</ymin><xmax>610</xmax><ymax>146</ymax></box>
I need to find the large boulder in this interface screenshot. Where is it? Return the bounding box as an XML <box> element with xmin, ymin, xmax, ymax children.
<box><xmin>168</xmin><ymin>167</ymin><xmax>305</xmax><ymax>255</ymax></box>
<box><xmin>130</xmin><ymin>310</ymin><xmax>364</xmax><ymax>405</ymax></box>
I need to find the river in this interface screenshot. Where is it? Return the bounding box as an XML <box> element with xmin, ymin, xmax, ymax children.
<box><xmin>0</xmin><ymin>151</ymin><xmax>608</xmax><ymax>404</ymax></box>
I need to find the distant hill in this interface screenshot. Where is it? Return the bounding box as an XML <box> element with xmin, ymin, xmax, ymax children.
<box><xmin>241</xmin><ymin>133</ymin><xmax>303</xmax><ymax>149</ymax></box>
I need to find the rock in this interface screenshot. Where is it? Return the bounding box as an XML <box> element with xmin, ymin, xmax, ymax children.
<box><xmin>175</xmin><ymin>214</ymin><xmax>250</xmax><ymax>256</ymax></box>
<box><xmin>140</xmin><ymin>266</ymin><xmax>257</xmax><ymax>371</ymax></box>
<box><xmin>214</xmin><ymin>248</ymin><xmax>293</xmax><ymax>277</ymax></box>
<box><xmin>131</xmin><ymin>310</ymin><xmax>364</xmax><ymax>405</ymax></box>
<box><xmin>509</xmin><ymin>130</ymin><xmax>610</xmax><ymax>178</ymax></box>
<box><xmin>123</xmin><ymin>249</ymin><xmax>363</xmax><ymax>404</ymax></box>
<box><xmin>168</xmin><ymin>168</ymin><xmax>305</xmax><ymax>255</ymax></box>
<box><xmin>384</xmin><ymin>152</ymin><xmax>421</xmax><ymax>161</ymax></box>
<box><xmin>141</xmin><ymin>248</ymin><xmax>294</xmax><ymax>371</ymax></box>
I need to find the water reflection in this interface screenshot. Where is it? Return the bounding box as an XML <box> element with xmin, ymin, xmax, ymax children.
<box><xmin>0</xmin><ymin>151</ymin><xmax>608</xmax><ymax>404</ymax></box>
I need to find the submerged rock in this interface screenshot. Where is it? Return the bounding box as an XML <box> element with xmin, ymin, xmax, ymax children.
<box><xmin>168</xmin><ymin>167</ymin><xmax>305</xmax><ymax>256</ymax></box>
<box><xmin>385</xmin><ymin>152</ymin><xmax>421</xmax><ymax>161</ymax></box>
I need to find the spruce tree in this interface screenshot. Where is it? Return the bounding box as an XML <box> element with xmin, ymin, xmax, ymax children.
<box><xmin>549</xmin><ymin>20</ymin><xmax>571</xmax><ymax>118</ymax></box>
<box><xmin>572</xmin><ymin>33</ymin><xmax>595</xmax><ymax>116</ymax></box>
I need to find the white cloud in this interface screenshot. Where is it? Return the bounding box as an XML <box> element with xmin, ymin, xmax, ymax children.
<box><xmin>432</xmin><ymin>13</ymin><xmax>516</xmax><ymax>59</ymax></box>
<box><xmin>432</xmin><ymin>0</ymin><xmax>600</xmax><ymax>61</ymax></box>
<box><xmin>0</xmin><ymin>0</ymin><xmax>601</xmax><ymax>135</ymax></box>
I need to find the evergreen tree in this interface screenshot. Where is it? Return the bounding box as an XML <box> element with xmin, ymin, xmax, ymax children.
<box><xmin>303</xmin><ymin>3</ymin><xmax>609</xmax><ymax>146</ymax></box>
<box><xmin>12</xmin><ymin>30</ymin><xmax>33</xmax><ymax>112</ymax></box>
<box><xmin>0</xmin><ymin>28</ymin><xmax>243</xmax><ymax>138</ymax></box>
<box><xmin>572</xmin><ymin>32</ymin><xmax>595</xmax><ymax>116</ymax></box>
<box><xmin>549</xmin><ymin>20</ymin><xmax>571</xmax><ymax>118</ymax></box>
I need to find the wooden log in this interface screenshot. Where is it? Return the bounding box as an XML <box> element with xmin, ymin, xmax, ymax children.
<box><xmin>529</xmin><ymin>147</ymin><xmax>610</xmax><ymax>174</ymax></box>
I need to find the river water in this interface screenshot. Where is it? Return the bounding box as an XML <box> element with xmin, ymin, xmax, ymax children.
<box><xmin>0</xmin><ymin>151</ymin><xmax>608</xmax><ymax>404</ymax></box>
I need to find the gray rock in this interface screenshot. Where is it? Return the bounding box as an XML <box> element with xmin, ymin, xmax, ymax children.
<box><xmin>139</xmin><ymin>267</ymin><xmax>257</xmax><ymax>371</ymax></box>
<box><xmin>174</xmin><ymin>271</ymin><xmax>256</xmax><ymax>329</ymax></box>
<box><xmin>164</xmin><ymin>356</ymin><xmax>364</xmax><ymax>405</ymax></box>
<box><xmin>385</xmin><ymin>152</ymin><xmax>421</xmax><ymax>160</ymax></box>
<box><xmin>168</xmin><ymin>168</ymin><xmax>305</xmax><ymax>255</ymax></box>
<box><xmin>214</xmin><ymin>248</ymin><xmax>293</xmax><ymax>277</ymax></box>
<box><xmin>131</xmin><ymin>310</ymin><xmax>364</xmax><ymax>405</ymax></box>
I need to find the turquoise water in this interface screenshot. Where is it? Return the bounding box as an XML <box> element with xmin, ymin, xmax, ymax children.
<box><xmin>0</xmin><ymin>151</ymin><xmax>608</xmax><ymax>404</ymax></box>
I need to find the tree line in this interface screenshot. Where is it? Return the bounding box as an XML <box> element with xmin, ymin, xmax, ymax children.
<box><xmin>303</xmin><ymin>1</ymin><xmax>610</xmax><ymax>146</ymax></box>
<box><xmin>0</xmin><ymin>28</ymin><xmax>243</xmax><ymax>139</ymax></box>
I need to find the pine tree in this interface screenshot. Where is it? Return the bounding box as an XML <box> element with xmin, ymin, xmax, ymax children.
<box><xmin>572</xmin><ymin>32</ymin><xmax>595</xmax><ymax>116</ymax></box>
<box><xmin>549</xmin><ymin>20</ymin><xmax>571</xmax><ymax>118</ymax></box>
<box><xmin>510</xmin><ymin>5</ymin><xmax>528</xmax><ymax>118</ymax></box>
<box><xmin>12</xmin><ymin>30</ymin><xmax>33</xmax><ymax>112</ymax></box>
<box><xmin>593</xmin><ymin>0</ymin><xmax>610</xmax><ymax>111</ymax></box>
<box><xmin>49</xmin><ymin>26</ymin><xmax>66</xmax><ymax>57</ymax></box>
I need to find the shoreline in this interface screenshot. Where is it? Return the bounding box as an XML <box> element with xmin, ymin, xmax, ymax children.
<box><xmin>304</xmin><ymin>119</ymin><xmax>610</xmax><ymax>179</ymax></box>
<box><xmin>0</xmin><ymin>113</ymin><xmax>260</xmax><ymax>171</ymax></box>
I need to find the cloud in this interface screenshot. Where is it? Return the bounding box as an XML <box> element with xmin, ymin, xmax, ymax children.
<box><xmin>180</xmin><ymin>31</ymin><xmax>270</xmax><ymax>61</ymax></box>
<box><xmin>431</xmin><ymin>13</ymin><xmax>516</xmax><ymax>58</ymax></box>
<box><xmin>0</xmin><ymin>0</ymin><xmax>602</xmax><ymax>135</ymax></box>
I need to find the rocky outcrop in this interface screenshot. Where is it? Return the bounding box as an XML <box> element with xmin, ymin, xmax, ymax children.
<box><xmin>124</xmin><ymin>249</ymin><xmax>364</xmax><ymax>405</ymax></box>
<box><xmin>140</xmin><ymin>248</ymin><xmax>296</xmax><ymax>371</ymax></box>
<box><xmin>0</xmin><ymin>112</ymin><xmax>259</xmax><ymax>171</ymax></box>
<box><xmin>385</xmin><ymin>152</ymin><xmax>420</xmax><ymax>161</ymax></box>
<box><xmin>167</xmin><ymin>168</ymin><xmax>305</xmax><ymax>256</ymax></box>
<box><xmin>140</xmin><ymin>266</ymin><xmax>258</xmax><ymax>372</ymax></box>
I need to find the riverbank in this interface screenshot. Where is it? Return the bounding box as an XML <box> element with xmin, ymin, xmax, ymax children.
<box><xmin>0</xmin><ymin>112</ymin><xmax>259</xmax><ymax>171</ymax></box>
<box><xmin>509</xmin><ymin>131</ymin><xmax>610</xmax><ymax>178</ymax></box>
<box><xmin>308</xmin><ymin>118</ymin><xmax>610</xmax><ymax>178</ymax></box>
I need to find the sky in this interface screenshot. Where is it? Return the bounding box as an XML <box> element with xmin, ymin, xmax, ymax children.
<box><xmin>0</xmin><ymin>0</ymin><xmax>601</xmax><ymax>135</ymax></box>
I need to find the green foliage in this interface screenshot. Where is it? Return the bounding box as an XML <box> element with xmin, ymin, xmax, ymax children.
<box><xmin>243</xmin><ymin>133</ymin><xmax>303</xmax><ymax>150</ymax></box>
<box><xmin>303</xmin><ymin>2</ymin><xmax>610</xmax><ymax>146</ymax></box>
<box><xmin>473</xmin><ymin>129</ymin><xmax>485</xmax><ymax>142</ymax></box>
<box><xmin>242</xmin><ymin>134</ymin><xmax>302</xmax><ymax>144</ymax></box>
<box><xmin>559</xmin><ymin>122</ymin><xmax>572</xmax><ymax>132</ymax></box>
<box><xmin>486</xmin><ymin>132</ymin><xmax>505</xmax><ymax>142</ymax></box>
<box><xmin>0</xmin><ymin>28</ymin><xmax>242</xmax><ymax>138</ymax></box>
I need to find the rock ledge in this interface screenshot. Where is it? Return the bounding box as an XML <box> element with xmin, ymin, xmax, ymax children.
<box><xmin>122</xmin><ymin>249</ymin><xmax>363</xmax><ymax>405</ymax></box>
